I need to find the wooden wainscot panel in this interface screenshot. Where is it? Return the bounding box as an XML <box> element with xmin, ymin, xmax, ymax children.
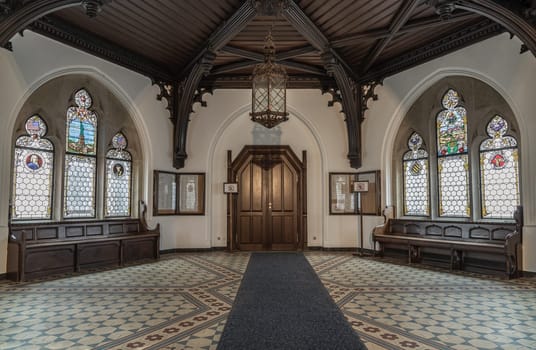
<box><xmin>470</xmin><ymin>227</ymin><xmax>490</xmax><ymax>240</ymax></box>
<box><xmin>65</xmin><ymin>226</ymin><xmax>84</xmax><ymax>238</ymax></box>
<box><xmin>391</xmin><ymin>221</ymin><xmax>405</xmax><ymax>233</ymax></box>
<box><xmin>125</xmin><ymin>222</ymin><xmax>139</xmax><ymax>233</ymax></box>
<box><xmin>109</xmin><ymin>224</ymin><xmax>124</xmax><ymax>234</ymax></box>
<box><xmin>444</xmin><ymin>225</ymin><xmax>462</xmax><ymax>238</ymax></box>
<box><xmin>406</xmin><ymin>223</ymin><xmax>421</xmax><ymax>235</ymax></box>
<box><xmin>123</xmin><ymin>238</ymin><xmax>157</xmax><ymax>263</ymax></box>
<box><xmin>12</xmin><ymin>228</ymin><xmax>33</xmax><ymax>241</ymax></box>
<box><xmin>78</xmin><ymin>241</ymin><xmax>121</xmax><ymax>269</ymax></box>
<box><xmin>86</xmin><ymin>225</ymin><xmax>104</xmax><ymax>236</ymax></box>
<box><xmin>36</xmin><ymin>227</ymin><xmax>59</xmax><ymax>240</ymax></box>
<box><xmin>492</xmin><ymin>228</ymin><xmax>511</xmax><ymax>241</ymax></box>
<box><xmin>425</xmin><ymin>224</ymin><xmax>442</xmax><ymax>236</ymax></box>
<box><xmin>25</xmin><ymin>245</ymin><xmax>75</xmax><ymax>278</ymax></box>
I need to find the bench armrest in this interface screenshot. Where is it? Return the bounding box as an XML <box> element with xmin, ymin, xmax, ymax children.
<box><xmin>139</xmin><ymin>200</ymin><xmax>160</xmax><ymax>233</ymax></box>
<box><xmin>372</xmin><ymin>206</ymin><xmax>395</xmax><ymax>237</ymax></box>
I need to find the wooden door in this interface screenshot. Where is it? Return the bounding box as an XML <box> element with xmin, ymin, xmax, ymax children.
<box><xmin>235</xmin><ymin>152</ymin><xmax>300</xmax><ymax>251</ymax></box>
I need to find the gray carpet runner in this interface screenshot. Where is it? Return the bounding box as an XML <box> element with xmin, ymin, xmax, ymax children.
<box><xmin>217</xmin><ymin>252</ymin><xmax>367</xmax><ymax>349</ymax></box>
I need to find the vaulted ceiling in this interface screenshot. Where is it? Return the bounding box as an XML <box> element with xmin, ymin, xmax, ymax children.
<box><xmin>26</xmin><ymin>0</ymin><xmax>510</xmax><ymax>86</ymax></box>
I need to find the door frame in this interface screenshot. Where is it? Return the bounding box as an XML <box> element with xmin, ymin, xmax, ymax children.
<box><xmin>227</xmin><ymin>145</ymin><xmax>307</xmax><ymax>251</ymax></box>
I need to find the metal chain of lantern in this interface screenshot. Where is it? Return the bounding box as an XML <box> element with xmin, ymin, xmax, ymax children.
<box><xmin>250</xmin><ymin>30</ymin><xmax>289</xmax><ymax>129</ymax></box>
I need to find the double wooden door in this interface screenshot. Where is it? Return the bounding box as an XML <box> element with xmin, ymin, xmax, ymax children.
<box><xmin>231</xmin><ymin>146</ymin><xmax>304</xmax><ymax>251</ymax></box>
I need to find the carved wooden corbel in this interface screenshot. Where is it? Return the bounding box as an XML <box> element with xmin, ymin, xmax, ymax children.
<box><xmin>361</xmin><ymin>81</ymin><xmax>382</xmax><ymax>116</ymax></box>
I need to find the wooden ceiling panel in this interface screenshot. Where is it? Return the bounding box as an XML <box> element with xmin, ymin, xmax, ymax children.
<box><xmin>29</xmin><ymin>0</ymin><xmax>501</xmax><ymax>84</ymax></box>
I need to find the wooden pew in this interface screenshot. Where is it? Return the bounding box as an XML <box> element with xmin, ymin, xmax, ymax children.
<box><xmin>7</xmin><ymin>201</ymin><xmax>160</xmax><ymax>282</ymax></box>
<box><xmin>372</xmin><ymin>206</ymin><xmax>523</xmax><ymax>278</ymax></box>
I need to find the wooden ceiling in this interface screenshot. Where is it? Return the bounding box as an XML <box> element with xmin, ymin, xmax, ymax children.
<box><xmin>28</xmin><ymin>0</ymin><xmax>504</xmax><ymax>86</ymax></box>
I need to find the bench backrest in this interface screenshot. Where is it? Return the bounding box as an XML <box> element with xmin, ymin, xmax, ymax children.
<box><xmin>10</xmin><ymin>219</ymin><xmax>149</xmax><ymax>243</ymax></box>
<box><xmin>388</xmin><ymin>219</ymin><xmax>516</xmax><ymax>242</ymax></box>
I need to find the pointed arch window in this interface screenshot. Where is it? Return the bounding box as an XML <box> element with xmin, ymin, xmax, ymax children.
<box><xmin>403</xmin><ymin>132</ymin><xmax>429</xmax><ymax>216</ymax></box>
<box><xmin>480</xmin><ymin>115</ymin><xmax>520</xmax><ymax>218</ymax></box>
<box><xmin>105</xmin><ymin>132</ymin><xmax>132</xmax><ymax>217</ymax></box>
<box><xmin>64</xmin><ymin>89</ymin><xmax>98</xmax><ymax>218</ymax></box>
<box><xmin>12</xmin><ymin>115</ymin><xmax>54</xmax><ymax>220</ymax></box>
<box><xmin>436</xmin><ymin>89</ymin><xmax>470</xmax><ymax>217</ymax></box>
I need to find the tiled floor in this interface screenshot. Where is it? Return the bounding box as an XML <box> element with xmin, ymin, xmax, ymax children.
<box><xmin>0</xmin><ymin>252</ymin><xmax>535</xmax><ymax>349</ymax></box>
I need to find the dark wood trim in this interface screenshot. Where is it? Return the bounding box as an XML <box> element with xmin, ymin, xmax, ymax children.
<box><xmin>30</xmin><ymin>16</ymin><xmax>174</xmax><ymax>81</ymax></box>
<box><xmin>323</xmin><ymin>52</ymin><xmax>362</xmax><ymax>168</ymax></box>
<box><xmin>361</xmin><ymin>0</ymin><xmax>421</xmax><ymax>74</ymax></box>
<box><xmin>211</xmin><ymin>60</ymin><xmax>256</xmax><ymax>75</ymax></box>
<box><xmin>361</xmin><ymin>19</ymin><xmax>503</xmax><ymax>83</ymax></box>
<box><xmin>160</xmin><ymin>247</ymin><xmax>226</xmax><ymax>254</ymax></box>
<box><xmin>331</xmin><ymin>12</ymin><xmax>478</xmax><ymax>48</ymax></box>
<box><xmin>220</xmin><ymin>45</ymin><xmax>264</xmax><ymax>61</ymax></box>
<box><xmin>454</xmin><ymin>0</ymin><xmax>536</xmax><ymax>56</ymax></box>
<box><xmin>0</xmin><ymin>0</ymin><xmax>82</xmax><ymax>47</ymax></box>
<box><xmin>276</xmin><ymin>45</ymin><xmax>318</xmax><ymax>60</ymax></box>
<box><xmin>200</xmin><ymin>74</ymin><xmax>337</xmax><ymax>90</ymax></box>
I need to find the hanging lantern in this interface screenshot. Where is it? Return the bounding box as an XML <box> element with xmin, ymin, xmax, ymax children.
<box><xmin>250</xmin><ymin>32</ymin><xmax>288</xmax><ymax>129</ymax></box>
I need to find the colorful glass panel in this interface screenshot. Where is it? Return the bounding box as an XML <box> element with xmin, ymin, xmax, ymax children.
<box><xmin>438</xmin><ymin>155</ymin><xmax>470</xmax><ymax>217</ymax></box>
<box><xmin>66</xmin><ymin>89</ymin><xmax>97</xmax><ymax>155</ymax></box>
<box><xmin>480</xmin><ymin>115</ymin><xmax>520</xmax><ymax>218</ymax></box>
<box><xmin>12</xmin><ymin>115</ymin><xmax>54</xmax><ymax>220</ymax></box>
<box><xmin>105</xmin><ymin>132</ymin><xmax>132</xmax><ymax>217</ymax></box>
<box><xmin>403</xmin><ymin>132</ymin><xmax>429</xmax><ymax>216</ymax></box>
<box><xmin>64</xmin><ymin>154</ymin><xmax>96</xmax><ymax>218</ymax></box>
<box><xmin>437</xmin><ymin>89</ymin><xmax>467</xmax><ymax>156</ymax></box>
<box><xmin>105</xmin><ymin>158</ymin><xmax>131</xmax><ymax>217</ymax></box>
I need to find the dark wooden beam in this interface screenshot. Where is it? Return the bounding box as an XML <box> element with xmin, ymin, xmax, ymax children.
<box><xmin>453</xmin><ymin>0</ymin><xmax>536</xmax><ymax>56</ymax></box>
<box><xmin>200</xmin><ymin>74</ymin><xmax>337</xmax><ymax>90</ymax></box>
<box><xmin>177</xmin><ymin>0</ymin><xmax>257</xmax><ymax>80</ymax></box>
<box><xmin>360</xmin><ymin>18</ymin><xmax>503</xmax><ymax>82</ymax></box>
<box><xmin>220</xmin><ymin>45</ymin><xmax>264</xmax><ymax>61</ymax></box>
<box><xmin>276</xmin><ymin>45</ymin><xmax>318</xmax><ymax>60</ymax></box>
<box><xmin>331</xmin><ymin>12</ymin><xmax>478</xmax><ymax>48</ymax></box>
<box><xmin>361</xmin><ymin>0</ymin><xmax>421</xmax><ymax>74</ymax></box>
<box><xmin>211</xmin><ymin>60</ymin><xmax>257</xmax><ymax>75</ymax></box>
<box><xmin>30</xmin><ymin>16</ymin><xmax>173</xmax><ymax>80</ymax></box>
<box><xmin>0</xmin><ymin>0</ymin><xmax>82</xmax><ymax>47</ymax></box>
<box><xmin>173</xmin><ymin>0</ymin><xmax>257</xmax><ymax>168</ymax></box>
<box><xmin>281</xmin><ymin>0</ymin><xmax>362</xmax><ymax>168</ymax></box>
<box><xmin>280</xmin><ymin>60</ymin><xmax>325</xmax><ymax>75</ymax></box>
<box><xmin>322</xmin><ymin>52</ymin><xmax>362</xmax><ymax>168</ymax></box>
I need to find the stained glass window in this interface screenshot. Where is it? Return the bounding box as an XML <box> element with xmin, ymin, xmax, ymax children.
<box><xmin>437</xmin><ymin>89</ymin><xmax>470</xmax><ymax>217</ymax></box>
<box><xmin>403</xmin><ymin>132</ymin><xmax>429</xmax><ymax>216</ymax></box>
<box><xmin>480</xmin><ymin>115</ymin><xmax>519</xmax><ymax>218</ymax></box>
<box><xmin>64</xmin><ymin>89</ymin><xmax>97</xmax><ymax>218</ymax></box>
<box><xmin>105</xmin><ymin>132</ymin><xmax>132</xmax><ymax>217</ymax></box>
<box><xmin>12</xmin><ymin>115</ymin><xmax>54</xmax><ymax>220</ymax></box>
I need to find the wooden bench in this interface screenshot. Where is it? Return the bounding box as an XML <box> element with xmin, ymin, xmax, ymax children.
<box><xmin>7</xmin><ymin>202</ymin><xmax>160</xmax><ymax>282</ymax></box>
<box><xmin>372</xmin><ymin>206</ymin><xmax>523</xmax><ymax>278</ymax></box>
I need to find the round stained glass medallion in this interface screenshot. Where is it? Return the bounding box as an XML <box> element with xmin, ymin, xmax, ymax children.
<box><xmin>25</xmin><ymin>153</ymin><xmax>43</xmax><ymax>171</ymax></box>
<box><xmin>113</xmin><ymin>163</ymin><xmax>124</xmax><ymax>177</ymax></box>
<box><xmin>490</xmin><ymin>153</ymin><xmax>506</xmax><ymax>169</ymax></box>
<box><xmin>487</xmin><ymin>115</ymin><xmax>508</xmax><ymax>137</ymax></box>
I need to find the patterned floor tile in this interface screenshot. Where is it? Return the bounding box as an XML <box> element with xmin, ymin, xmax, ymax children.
<box><xmin>1</xmin><ymin>252</ymin><xmax>535</xmax><ymax>350</ymax></box>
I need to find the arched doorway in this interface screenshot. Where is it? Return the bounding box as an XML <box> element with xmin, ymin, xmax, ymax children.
<box><xmin>228</xmin><ymin>146</ymin><xmax>306</xmax><ymax>251</ymax></box>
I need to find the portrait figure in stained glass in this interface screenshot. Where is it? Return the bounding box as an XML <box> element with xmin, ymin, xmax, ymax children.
<box><xmin>25</xmin><ymin>153</ymin><xmax>43</xmax><ymax>170</ymax></box>
<box><xmin>66</xmin><ymin>89</ymin><xmax>97</xmax><ymax>155</ymax></box>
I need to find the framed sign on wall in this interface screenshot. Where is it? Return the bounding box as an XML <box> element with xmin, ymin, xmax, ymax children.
<box><xmin>153</xmin><ymin>171</ymin><xmax>205</xmax><ymax>215</ymax></box>
<box><xmin>329</xmin><ymin>171</ymin><xmax>381</xmax><ymax>215</ymax></box>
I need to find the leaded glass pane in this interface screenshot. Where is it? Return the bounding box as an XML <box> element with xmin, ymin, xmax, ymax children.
<box><xmin>479</xmin><ymin>115</ymin><xmax>520</xmax><ymax>218</ymax></box>
<box><xmin>438</xmin><ymin>155</ymin><xmax>470</xmax><ymax>217</ymax></box>
<box><xmin>64</xmin><ymin>154</ymin><xmax>96</xmax><ymax>218</ymax></box>
<box><xmin>403</xmin><ymin>132</ymin><xmax>429</xmax><ymax>216</ymax></box>
<box><xmin>437</xmin><ymin>89</ymin><xmax>467</xmax><ymax>156</ymax></box>
<box><xmin>25</xmin><ymin>115</ymin><xmax>47</xmax><ymax>137</ymax></box>
<box><xmin>66</xmin><ymin>89</ymin><xmax>97</xmax><ymax>155</ymax></box>
<box><xmin>105</xmin><ymin>158</ymin><xmax>131</xmax><ymax>217</ymax></box>
<box><xmin>12</xmin><ymin>148</ymin><xmax>53</xmax><ymax>220</ymax></box>
<box><xmin>112</xmin><ymin>132</ymin><xmax>128</xmax><ymax>150</ymax></box>
<box><xmin>16</xmin><ymin>135</ymin><xmax>53</xmax><ymax>150</ymax></box>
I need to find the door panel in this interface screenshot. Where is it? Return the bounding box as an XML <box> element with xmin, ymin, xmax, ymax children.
<box><xmin>235</xmin><ymin>148</ymin><xmax>302</xmax><ymax>251</ymax></box>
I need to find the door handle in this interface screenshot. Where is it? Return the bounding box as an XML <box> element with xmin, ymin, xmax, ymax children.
<box><xmin>268</xmin><ymin>202</ymin><xmax>272</xmax><ymax>209</ymax></box>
